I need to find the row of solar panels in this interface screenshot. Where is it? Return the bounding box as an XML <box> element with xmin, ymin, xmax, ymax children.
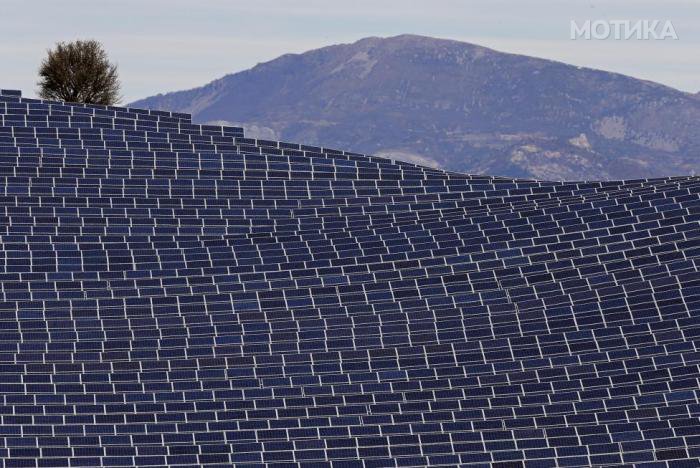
<box><xmin>0</xmin><ymin>89</ymin><xmax>698</xmax><ymax>467</ymax></box>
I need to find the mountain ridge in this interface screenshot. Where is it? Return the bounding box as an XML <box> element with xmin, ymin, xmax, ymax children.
<box><xmin>130</xmin><ymin>34</ymin><xmax>700</xmax><ymax>180</ymax></box>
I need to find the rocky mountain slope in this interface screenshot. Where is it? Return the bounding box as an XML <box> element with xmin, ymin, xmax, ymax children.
<box><xmin>131</xmin><ymin>34</ymin><xmax>700</xmax><ymax>180</ymax></box>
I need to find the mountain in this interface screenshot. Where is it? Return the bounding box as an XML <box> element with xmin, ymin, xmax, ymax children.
<box><xmin>130</xmin><ymin>34</ymin><xmax>700</xmax><ymax>180</ymax></box>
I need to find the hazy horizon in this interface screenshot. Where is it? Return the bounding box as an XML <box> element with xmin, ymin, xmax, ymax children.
<box><xmin>2</xmin><ymin>0</ymin><xmax>699</xmax><ymax>102</ymax></box>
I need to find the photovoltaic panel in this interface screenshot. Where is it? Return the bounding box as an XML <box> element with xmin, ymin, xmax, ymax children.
<box><xmin>0</xmin><ymin>88</ymin><xmax>699</xmax><ymax>467</ymax></box>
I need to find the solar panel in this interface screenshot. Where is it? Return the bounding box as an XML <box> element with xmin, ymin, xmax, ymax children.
<box><xmin>0</xmin><ymin>88</ymin><xmax>699</xmax><ymax>467</ymax></box>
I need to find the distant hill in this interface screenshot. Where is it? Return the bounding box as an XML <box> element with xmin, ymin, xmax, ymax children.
<box><xmin>131</xmin><ymin>34</ymin><xmax>700</xmax><ymax>180</ymax></box>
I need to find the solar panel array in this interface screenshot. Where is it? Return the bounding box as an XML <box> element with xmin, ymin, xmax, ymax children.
<box><xmin>0</xmin><ymin>88</ymin><xmax>699</xmax><ymax>467</ymax></box>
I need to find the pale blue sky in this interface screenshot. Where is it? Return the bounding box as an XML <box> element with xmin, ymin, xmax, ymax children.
<box><xmin>2</xmin><ymin>0</ymin><xmax>699</xmax><ymax>102</ymax></box>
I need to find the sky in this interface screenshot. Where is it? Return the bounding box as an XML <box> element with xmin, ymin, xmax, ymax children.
<box><xmin>2</xmin><ymin>0</ymin><xmax>699</xmax><ymax>103</ymax></box>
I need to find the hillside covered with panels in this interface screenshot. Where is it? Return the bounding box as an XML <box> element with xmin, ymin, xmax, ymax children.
<box><xmin>0</xmin><ymin>88</ymin><xmax>699</xmax><ymax>467</ymax></box>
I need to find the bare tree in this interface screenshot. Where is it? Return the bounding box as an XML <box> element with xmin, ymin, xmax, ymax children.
<box><xmin>38</xmin><ymin>40</ymin><xmax>121</xmax><ymax>105</ymax></box>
